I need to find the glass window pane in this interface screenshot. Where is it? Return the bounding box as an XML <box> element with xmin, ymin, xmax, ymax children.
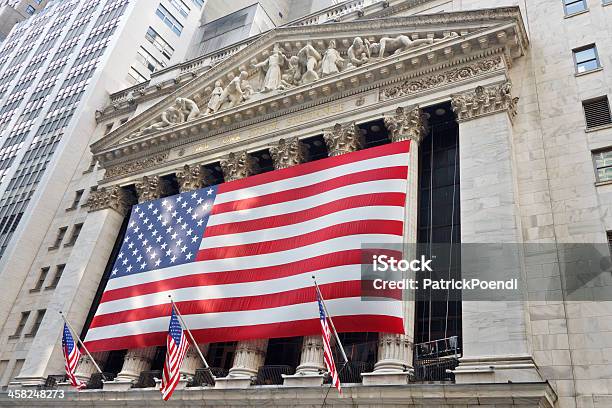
<box><xmin>564</xmin><ymin>0</ymin><xmax>587</xmax><ymax>14</ymax></box>
<box><xmin>575</xmin><ymin>47</ymin><xmax>596</xmax><ymax>63</ymax></box>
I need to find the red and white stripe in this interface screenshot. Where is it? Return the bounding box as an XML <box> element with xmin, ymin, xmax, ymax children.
<box><xmin>161</xmin><ymin>329</ymin><xmax>189</xmax><ymax>400</ymax></box>
<box><xmin>320</xmin><ymin>302</ymin><xmax>341</xmax><ymax>393</ymax></box>
<box><xmin>63</xmin><ymin>345</ymin><xmax>85</xmax><ymax>389</ymax></box>
<box><xmin>84</xmin><ymin>141</ymin><xmax>410</xmax><ymax>352</ymax></box>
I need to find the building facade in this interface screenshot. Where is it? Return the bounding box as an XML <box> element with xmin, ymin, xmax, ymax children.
<box><xmin>0</xmin><ymin>0</ymin><xmax>49</xmax><ymax>43</ymax></box>
<box><xmin>0</xmin><ymin>0</ymin><xmax>611</xmax><ymax>407</ymax></box>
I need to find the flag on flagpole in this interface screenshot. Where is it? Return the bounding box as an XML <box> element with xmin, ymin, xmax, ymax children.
<box><xmin>317</xmin><ymin>290</ymin><xmax>341</xmax><ymax>393</ymax></box>
<box><xmin>61</xmin><ymin>323</ymin><xmax>86</xmax><ymax>389</ymax></box>
<box><xmin>161</xmin><ymin>307</ymin><xmax>190</xmax><ymax>400</ymax></box>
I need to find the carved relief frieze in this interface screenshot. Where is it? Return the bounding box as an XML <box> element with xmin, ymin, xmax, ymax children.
<box><xmin>384</xmin><ymin>106</ymin><xmax>428</xmax><ymax>144</ymax></box>
<box><xmin>103</xmin><ymin>153</ymin><xmax>169</xmax><ymax>180</ymax></box>
<box><xmin>451</xmin><ymin>80</ymin><xmax>519</xmax><ymax>122</ymax></box>
<box><xmin>380</xmin><ymin>56</ymin><xmax>503</xmax><ymax>101</ymax></box>
<box><xmin>86</xmin><ymin>186</ymin><xmax>134</xmax><ymax>215</ymax></box>
<box><xmin>323</xmin><ymin>122</ymin><xmax>363</xmax><ymax>157</ymax></box>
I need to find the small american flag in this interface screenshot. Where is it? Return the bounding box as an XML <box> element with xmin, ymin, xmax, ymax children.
<box><xmin>61</xmin><ymin>323</ymin><xmax>85</xmax><ymax>389</ymax></box>
<box><xmin>318</xmin><ymin>291</ymin><xmax>341</xmax><ymax>393</ymax></box>
<box><xmin>161</xmin><ymin>308</ymin><xmax>190</xmax><ymax>400</ymax></box>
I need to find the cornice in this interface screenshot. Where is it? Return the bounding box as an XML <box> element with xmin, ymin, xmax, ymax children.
<box><xmin>92</xmin><ymin>7</ymin><xmax>527</xmax><ymax>158</ymax></box>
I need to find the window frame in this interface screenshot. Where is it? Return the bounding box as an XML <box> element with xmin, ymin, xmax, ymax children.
<box><xmin>45</xmin><ymin>264</ymin><xmax>65</xmax><ymax>290</ymax></box>
<box><xmin>30</xmin><ymin>267</ymin><xmax>50</xmax><ymax>292</ymax></box>
<box><xmin>583</xmin><ymin>96</ymin><xmax>612</xmax><ymax>130</ymax></box>
<box><xmin>25</xmin><ymin>309</ymin><xmax>46</xmax><ymax>337</ymax></box>
<box><xmin>48</xmin><ymin>226</ymin><xmax>67</xmax><ymax>250</ymax></box>
<box><xmin>9</xmin><ymin>311</ymin><xmax>30</xmax><ymax>339</ymax></box>
<box><xmin>563</xmin><ymin>0</ymin><xmax>588</xmax><ymax>15</ymax></box>
<box><xmin>64</xmin><ymin>223</ymin><xmax>83</xmax><ymax>247</ymax></box>
<box><xmin>573</xmin><ymin>44</ymin><xmax>601</xmax><ymax>74</ymax></box>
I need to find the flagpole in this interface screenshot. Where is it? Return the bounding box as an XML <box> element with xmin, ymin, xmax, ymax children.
<box><xmin>312</xmin><ymin>277</ymin><xmax>349</xmax><ymax>364</ymax></box>
<box><xmin>59</xmin><ymin>311</ymin><xmax>105</xmax><ymax>378</ymax></box>
<box><xmin>167</xmin><ymin>296</ymin><xmax>212</xmax><ymax>373</ymax></box>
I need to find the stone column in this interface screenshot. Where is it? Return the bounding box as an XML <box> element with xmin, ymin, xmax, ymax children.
<box><xmin>14</xmin><ymin>186</ymin><xmax>133</xmax><ymax>389</ymax></box>
<box><xmin>322</xmin><ymin>122</ymin><xmax>363</xmax><ymax>157</ymax></box>
<box><xmin>449</xmin><ymin>82</ymin><xmax>541</xmax><ymax>384</ymax></box>
<box><xmin>74</xmin><ymin>351</ymin><xmax>109</xmax><ymax>383</ymax></box>
<box><xmin>180</xmin><ymin>344</ymin><xmax>209</xmax><ymax>378</ymax></box>
<box><xmin>215</xmin><ymin>151</ymin><xmax>267</xmax><ymax>389</ymax></box>
<box><xmin>362</xmin><ymin>106</ymin><xmax>426</xmax><ymax>386</ymax></box>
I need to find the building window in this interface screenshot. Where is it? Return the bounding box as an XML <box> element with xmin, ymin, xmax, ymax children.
<box><xmin>64</xmin><ymin>223</ymin><xmax>83</xmax><ymax>247</ymax></box>
<box><xmin>603</xmin><ymin>0</ymin><xmax>612</xmax><ymax>4</ymax></box>
<box><xmin>145</xmin><ymin>27</ymin><xmax>174</xmax><ymax>60</ymax></box>
<box><xmin>583</xmin><ymin>96</ymin><xmax>612</xmax><ymax>129</ymax></box>
<box><xmin>46</xmin><ymin>264</ymin><xmax>65</xmax><ymax>289</ymax></box>
<box><xmin>127</xmin><ymin>66</ymin><xmax>148</xmax><ymax>84</ymax></box>
<box><xmin>25</xmin><ymin>5</ymin><xmax>35</xmax><ymax>15</ymax></box>
<box><xmin>67</xmin><ymin>190</ymin><xmax>84</xmax><ymax>211</ymax></box>
<box><xmin>30</xmin><ymin>267</ymin><xmax>49</xmax><ymax>292</ymax></box>
<box><xmin>607</xmin><ymin>231</ymin><xmax>612</xmax><ymax>256</ymax></box>
<box><xmin>155</xmin><ymin>5</ymin><xmax>183</xmax><ymax>35</ymax></box>
<box><xmin>192</xmin><ymin>0</ymin><xmax>204</xmax><ymax>7</ymax></box>
<box><xmin>104</xmin><ymin>123</ymin><xmax>114</xmax><ymax>134</ymax></box>
<box><xmin>25</xmin><ymin>310</ymin><xmax>46</xmax><ymax>337</ymax></box>
<box><xmin>49</xmin><ymin>226</ymin><xmax>67</xmax><ymax>250</ymax></box>
<box><xmin>9</xmin><ymin>312</ymin><xmax>30</xmax><ymax>339</ymax></box>
<box><xmin>573</xmin><ymin>45</ymin><xmax>601</xmax><ymax>74</ymax></box>
<box><xmin>593</xmin><ymin>149</ymin><xmax>612</xmax><ymax>182</ymax></box>
<box><xmin>135</xmin><ymin>46</ymin><xmax>165</xmax><ymax>73</ymax></box>
<box><xmin>169</xmin><ymin>0</ymin><xmax>190</xmax><ymax>17</ymax></box>
<box><xmin>563</xmin><ymin>0</ymin><xmax>587</xmax><ymax>15</ymax></box>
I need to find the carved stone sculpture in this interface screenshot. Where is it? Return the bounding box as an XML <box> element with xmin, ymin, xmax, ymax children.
<box><xmin>321</xmin><ymin>39</ymin><xmax>345</xmax><ymax>77</ymax></box>
<box><xmin>206</xmin><ymin>80</ymin><xmax>224</xmax><ymax>114</ymax></box>
<box><xmin>347</xmin><ymin>37</ymin><xmax>370</xmax><ymax>68</ymax></box>
<box><xmin>86</xmin><ymin>186</ymin><xmax>133</xmax><ymax>215</ymax></box>
<box><xmin>218</xmin><ymin>71</ymin><xmax>252</xmax><ymax>110</ymax></box>
<box><xmin>135</xmin><ymin>175</ymin><xmax>171</xmax><ymax>203</ymax></box>
<box><xmin>451</xmin><ymin>80</ymin><xmax>519</xmax><ymax>122</ymax></box>
<box><xmin>269</xmin><ymin>137</ymin><xmax>306</xmax><ymax>169</ymax></box>
<box><xmin>384</xmin><ymin>106</ymin><xmax>428</xmax><ymax>144</ymax></box>
<box><xmin>220</xmin><ymin>151</ymin><xmax>256</xmax><ymax>182</ymax></box>
<box><xmin>176</xmin><ymin>97</ymin><xmax>200</xmax><ymax>121</ymax></box>
<box><xmin>252</xmin><ymin>44</ymin><xmax>289</xmax><ymax>92</ymax></box>
<box><xmin>323</xmin><ymin>122</ymin><xmax>363</xmax><ymax>157</ymax></box>
<box><xmin>281</xmin><ymin>56</ymin><xmax>301</xmax><ymax>87</ymax></box>
<box><xmin>297</xmin><ymin>41</ymin><xmax>322</xmax><ymax>85</ymax></box>
<box><xmin>136</xmin><ymin>105</ymin><xmax>182</xmax><ymax>135</ymax></box>
<box><xmin>176</xmin><ymin>164</ymin><xmax>206</xmax><ymax>192</ymax></box>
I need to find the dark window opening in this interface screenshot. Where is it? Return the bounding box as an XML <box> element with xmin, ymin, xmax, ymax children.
<box><xmin>301</xmin><ymin>135</ymin><xmax>328</xmax><ymax>162</ymax></box>
<box><xmin>103</xmin><ymin>350</ymin><xmax>127</xmax><ymax>375</ymax></box>
<box><xmin>206</xmin><ymin>342</ymin><xmax>236</xmax><ymax>371</ymax></box>
<box><xmin>160</xmin><ymin>174</ymin><xmax>180</xmax><ymax>197</ymax></box>
<box><xmin>264</xmin><ymin>337</ymin><xmax>302</xmax><ymax>368</ymax></box>
<box><xmin>360</xmin><ymin>119</ymin><xmax>390</xmax><ymax>149</ymax></box>
<box><xmin>250</xmin><ymin>149</ymin><xmax>274</xmax><ymax>174</ymax></box>
<box><xmin>415</xmin><ymin>102</ymin><xmax>462</xmax><ymax>348</ymax></box>
<box><xmin>202</xmin><ymin>162</ymin><xmax>224</xmax><ymax>186</ymax></box>
<box><xmin>46</xmin><ymin>264</ymin><xmax>65</xmax><ymax>289</ymax></box>
<box><xmin>30</xmin><ymin>267</ymin><xmax>49</xmax><ymax>292</ymax></box>
<box><xmin>583</xmin><ymin>96</ymin><xmax>612</xmax><ymax>129</ymax></box>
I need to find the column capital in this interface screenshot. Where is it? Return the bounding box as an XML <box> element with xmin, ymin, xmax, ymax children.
<box><xmin>220</xmin><ymin>151</ymin><xmax>257</xmax><ymax>182</ymax></box>
<box><xmin>323</xmin><ymin>122</ymin><xmax>363</xmax><ymax>157</ymax></box>
<box><xmin>176</xmin><ymin>164</ymin><xmax>207</xmax><ymax>192</ymax></box>
<box><xmin>383</xmin><ymin>106</ymin><xmax>428</xmax><ymax>144</ymax></box>
<box><xmin>270</xmin><ymin>137</ymin><xmax>306</xmax><ymax>170</ymax></box>
<box><xmin>135</xmin><ymin>175</ymin><xmax>172</xmax><ymax>203</ymax></box>
<box><xmin>86</xmin><ymin>186</ymin><xmax>133</xmax><ymax>215</ymax></box>
<box><xmin>451</xmin><ymin>80</ymin><xmax>519</xmax><ymax>122</ymax></box>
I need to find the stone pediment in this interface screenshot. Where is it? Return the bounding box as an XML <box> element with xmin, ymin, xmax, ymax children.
<box><xmin>92</xmin><ymin>6</ymin><xmax>527</xmax><ymax>173</ymax></box>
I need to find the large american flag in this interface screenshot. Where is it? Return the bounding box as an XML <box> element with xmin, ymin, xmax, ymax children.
<box><xmin>318</xmin><ymin>290</ymin><xmax>341</xmax><ymax>393</ymax></box>
<box><xmin>62</xmin><ymin>323</ymin><xmax>86</xmax><ymax>389</ymax></box>
<box><xmin>83</xmin><ymin>141</ymin><xmax>409</xmax><ymax>352</ymax></box>
<box><xmin>161</xmin><ymin>308</ymin><xmax>189</xmax><ymax>400</ymax></box>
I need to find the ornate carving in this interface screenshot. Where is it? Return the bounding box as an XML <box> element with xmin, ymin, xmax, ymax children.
<box><xmin>321</xmin><ymin>39</ymin><xmax>345</xmax><ymax>77</ymax></box>
<box><xmin>297</xmin><ymin>41</ymin><xmax>322</xmax><ymax>85</ymax></box>
<box><xmin>370</xmin><ymin>32</ymin><xmax>457</xmax><ymax>58</ymax></box>
<box><xmin>205</xmin><ymin>80</ymin><xmax>224</xmax><ymax>114</ymax></box>
<box><xmin>252</xmin><ymin>43</ymin><xmax>289</xmax><ymax>92</ymax></box>
<box><xmin>134</xmin><ymin>98</ymin><xmax>200</xmax><ymax>135</ymax></box>
<box><xmin>103</xmin><ymin>153</ymin><xmax>168</xmax><ymax>180</ymax></box>
<box><xmin>347</xmin><ymin>36</ymin><xmax>370</xmax><ymax>68</ymax></box>
<box><xmin>380</xmin><ymin>56</ymin><xmax>503</xmax><ymax>101</ymax></box>
<box><xmin>384</xmin><ymin>106</ymin><xmax>428</xmax><ymax>144</ymax></box>
<box><xmin>269</xmin><ymin>137</ymin><xmax>306</xmax><ymax>169</ymax></box>
<box><xmin>220</xmin><ymin>151</ymin><xmax>256</xmax><ymax>182</ymax></box>
<box><xmin>451</xmin><ymin>80</ymin><xmax>519</xmax><ymax>122</ymax></box>
<box><xmin>86</xmin><ymin>186</ymin><xmax>133</xmax><ymax>215</ymax></box>
<box><xmin>135</xmin><ymin>175</ymin><xmax>172</xmax><ymax>203</ymax></box>
<box><xmin>176</xmin><ymin>164</ymin><xmax>207</xmax><ymax>192</ymax></box>
<box><xmin>218</xmin><ymin>71</ymin><xmax>252</xmax><ymax>110</ymax></box>
<box><xmin>323</xmin><ymin>122</ymin><xmax>363</xmax><ymax>157</ymax></box>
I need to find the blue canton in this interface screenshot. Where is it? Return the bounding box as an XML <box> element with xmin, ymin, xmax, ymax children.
<box><xmin>110</xmin><ymin>186</ymin><xmax>218</xmax><ymax>279</ymax></box>
<box><xmin>168</xmin><ymin>309</ymin><xmax>183</xmax><ymax>345</ymax></box>
<box><xmin>62</xmin><ymin>323</ymin><xmax>75</xmax><ymax>353</ymax></box>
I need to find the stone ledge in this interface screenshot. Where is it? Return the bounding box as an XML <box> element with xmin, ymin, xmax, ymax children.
<box><xmin>0</xmin><ymin>382</ymin><xmax>557</xmax><ymax>407</ymax></box>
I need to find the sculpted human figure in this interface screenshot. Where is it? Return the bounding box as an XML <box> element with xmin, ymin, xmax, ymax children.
<box><xmin>218</xmin><ymin>71</ymin><xmax>252</xmax><ymax>110</ymax></box>
<box><xmin>347</xmin><ymin>37</ymin><xmax>370</xmax><ymax>68</ymax></box>
<box><xmin>206</xmin><ymin>80</ymin><xmax>224</xmax><ymax>114</ymax></box>
<box><xmin>136</xmin><ymin>106</ymin><xmax>182</xmax><ymax>135</ymax></box>
<box><xmin>281</xmin><ymin>56</ymin><xmax>301</xmax><ymax>88</ymax></box>
<box><xmin>176</xmin><ymin>97</ymin><xmax>200</xmax><ymax>121</ymax></box>
<box><xmin>252</xmin><ymin>44</ymin><xmax>289</xmax><ymax>92</ymax></box>
<box><xmin>321</xmin><ymin>39</ymin><xmax>345</xmax><ymax>77</ymax></box>
<box><xmin>297</xmin><ymin>41</ymin><xmax>322</xmax><ymax>84</ymax></box>
<box><xmin>371</xmin><ymin>32</ymin><xmax>459</xmax><ymax>58</ymax></box>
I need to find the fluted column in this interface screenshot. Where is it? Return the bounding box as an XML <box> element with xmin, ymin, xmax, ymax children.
<box><xmin>114</xmin><ymin>347</ymin><xmax>157</xmax><ymax>382</ymax></box>
<box><xmin>181</xmin><ymin>344</ymin><xmax>209</xmax><ymax>377</ymax></box>
<box><xmin>74</xmin><ymin>351</ymin><xmax>109</xmax><ymax>383</ymax></box>
<box><xmin>363</xmin><ymin>106</ymin><xmax>427</xmax><ymax>385</ymax></box>
<box><xmin>295</xmin><ymin>336</ymin><xmax>325</xmax><ymax>375</ymax></box>
<box><xmin>215</xmin><ymin>151</ymin><xmax>267</xmax><ymax>388</ymax></box>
